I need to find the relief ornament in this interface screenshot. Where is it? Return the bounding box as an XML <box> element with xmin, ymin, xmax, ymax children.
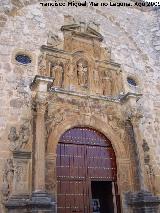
<box><xmin>8</xmin><ymin>121</ymin><xmax>30</xmax><ymax>152</ymax></box>
<box><xmin>1</xmin><ymin>159</ymin><xmax>14</xmax><ymax>200</ymax></box>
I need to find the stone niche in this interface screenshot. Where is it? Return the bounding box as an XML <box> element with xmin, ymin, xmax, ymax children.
<box><xmin>38</xmin><ymin>21</ymin><xmax>124</xmax><ymax>96</ymax></box>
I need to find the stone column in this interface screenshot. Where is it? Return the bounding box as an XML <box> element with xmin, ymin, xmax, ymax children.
<box><xmin>125</xmin><ymin>96</ymin><xmax>160</xmax><ymax>212</ymax></box>
<box><xmin>130</xmin><ymin>114</ymin><xmax>147</xmax><ymax>191</ymax></box>
<box><xmin>34</xmin><ymin>97</ymin><xmax>47</xmax><ymax>192</ymax></box>
<box><xmin>30</xmin><ymin>75</ymin><xmax>55</xmax><ymax>212</ymax></box>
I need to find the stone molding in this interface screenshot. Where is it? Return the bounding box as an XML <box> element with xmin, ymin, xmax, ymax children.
<box><xmin>5</xmin><ymin>192</ymin><xmax>55</xmax><ymax>212</ymax></box>
<box><xmin>30</xmin><ymin>75</ymin><xmax>54</xmax><ymax>91</ymax></box>
<box><xmin>126</xmin><ymin>190</ymin><xmax>160</xmax><ymax>212</ymax></box>
<box><xmin>13</xmin><ymin>151</ymin><xmax>31</xmax><ymax>159</ymax></box>
<box><xmin>49</xmin><ymin>87</ymin><xmax>142</xmax><ymax>104</ymax></box>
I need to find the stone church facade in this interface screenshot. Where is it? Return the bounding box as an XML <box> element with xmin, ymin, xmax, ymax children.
<box><xmin>0</xmin><ymin>1</ymin><xmax>160</xmax><ymax>212</ymax></box>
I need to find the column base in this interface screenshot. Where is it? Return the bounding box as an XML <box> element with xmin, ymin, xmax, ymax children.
<box><xmin>29</xmin><ymin>191</ymin><xmax>56</xmax><ymax>212</ymax></box>
<box><xmin>126</xmin><ymin>190</ymin><xmax>160</xmax><ymax>213</ymax></box>
<box><xmin>5</xmin><ymin>194</ymin><xmax>30</xmax><ymax>213</ymax></box>
<box><xmin>5</xmin><ymin>192</ymin><xmax>56</xmax><ymax>213</ymax></box>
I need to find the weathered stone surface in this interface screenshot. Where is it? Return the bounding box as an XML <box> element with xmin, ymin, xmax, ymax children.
<box><xmin>127</xmin><ymin>190</ymin><xmax>160</xmax><ymax>213</ymax></box>
<box><xmin>154</xmin><ymin>45</ymin><xmax>160</xmax><ymax>51</ymax></box>
<box><xmin>10</xmin><ymin>99</ymin><xmax>23</xmax><ymax>108</ymax></box>
<box><xmin>0</xmin><ymin>1</ymin><xmax>159</xmax><ymax>213</ymax></box>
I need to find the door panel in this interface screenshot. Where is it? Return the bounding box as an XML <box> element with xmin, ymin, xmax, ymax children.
<box><xmin>56</xmin><ymin>127</ymin><xmax>119</xmax><ymax>213</ymax></box>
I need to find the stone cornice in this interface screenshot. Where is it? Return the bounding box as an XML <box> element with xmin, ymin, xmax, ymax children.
<box><xmin>30</xmin><ymin>75</ymin><xmax>54</xmax><ymax>91</ymax></box>
<box><xmin>95</xmin><ymin>59</ymin><xmax>121</xmax><ymax>68</ymax></box>
<box><xmin>49</xmin><ymin>87</ymin><xmax>142</xmax><ymax>104</ymax></box>
<box><xmin>120</xmin><ymin>92</ymin><xmax>142</xmax><ymax>103</ymax></box>
<box><xmin>41</xmin><ymin>45</ymin><xmax>72</xmax><ymax>56</ymax></box>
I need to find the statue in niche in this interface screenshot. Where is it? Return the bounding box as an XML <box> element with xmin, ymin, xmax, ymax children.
<box><xmin>8</xmin><ymin>121</ymin><xmax>30</xmax><ymax>152</ymax></box>
<box><xmin>111</xmin><ymin>69</ymin><xmax>123</xmax><ymax>95</ymax></box>
<box><xmin>51</xmin><ymin>61</ymin><xmax>64</xmax><ymax>88</ymax></box>
<box><xmin>102</xmin><ymin>70</ymin><xmax>112</xmax><ymax>96</ymax></box>
<box><xmin>2</xmin><ymin>159</ymin><xmax>14</xmax><ymax>199</ymax></box>
<box><xmin>77</xmin><ymin>59</ymin><xmax>88</xmax><ymax>88</ymax></box>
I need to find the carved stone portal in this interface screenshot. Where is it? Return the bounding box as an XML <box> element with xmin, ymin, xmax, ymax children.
<box><xmin>38</xmin><ymin>21</ymin><xmax>124</xmax><ymax>96</ymax></box>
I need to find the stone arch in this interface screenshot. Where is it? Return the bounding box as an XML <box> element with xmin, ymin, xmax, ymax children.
<box><xmin>47</xmin><ymin>113</ymin><xmax>135</xmax><ymax>197</ymax></box>
<box><xmin>47</xmin><ymin>114</ymin><xmax>127</xmax><ymax>158</ymax></box>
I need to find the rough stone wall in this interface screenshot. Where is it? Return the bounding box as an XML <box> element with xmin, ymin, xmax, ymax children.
<box><xmin>0</xmin><ymin>0</ymin><xmax>160</xmax><ymax>212</ymax></box>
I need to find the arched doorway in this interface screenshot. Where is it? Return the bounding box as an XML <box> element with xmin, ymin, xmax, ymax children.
<box><xmin>56</xmin><ymin>127</ymin><xmax>121</xmax><ymax>213</ymax></box>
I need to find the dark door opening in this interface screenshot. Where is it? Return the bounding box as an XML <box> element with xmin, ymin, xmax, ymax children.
<box><xmin>91</xmin><ymin>181</ymin><xmax>114</xmax><ymax>213</ymax></box>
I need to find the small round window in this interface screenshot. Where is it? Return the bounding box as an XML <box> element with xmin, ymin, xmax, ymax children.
<box><xmin>127</xmin><ymin>77</ymin><xmax>137</xmax><ymax>86</ymax></box>
<box><xmin>15</xmin><ymin>54</ymin><xmax>32</xmax><ymax>64</ymax></box>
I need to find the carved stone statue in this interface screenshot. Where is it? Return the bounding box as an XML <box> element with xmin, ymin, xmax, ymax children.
<box><xmin>77</xmin><ymin>61</ymin><xmax>88</xmax><ymax>88</ymax></box>
<box><xmin>111</xmin><ymin>70</ymin><xmax>123</xmax><ymax>95</ymax></box>
<box><xmin>51</xmin><ymin>62</ymin><xmax>64</xmax><ymax>88</ymax></box>
<box><xmin>102</xmin><ymin>70</ymin><xmax>112</xmax><ymax>95</ymax></box>
<box><xmin>2</xmin><ymin>159</ymin><xmax>14</xmax><ymax>199</ymax></box>
<box><xmin>8</xmin><ymin>121</ymin><xmax>30</xmax><ymax>151</ymax></box>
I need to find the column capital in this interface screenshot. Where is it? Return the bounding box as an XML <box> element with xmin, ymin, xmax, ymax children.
<box><xmin>30</xmin><ymin>75</ymin><xmax>54</xmax><ymax>115</ymax></box>
<box><xmin>30</xmin><ymin>75</ymin><xmax>54</xmax><ymax>93</ymax></box>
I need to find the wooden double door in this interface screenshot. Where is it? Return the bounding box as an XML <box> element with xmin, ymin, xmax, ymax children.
<box><xmin>56</xmin><ymin>127</ymin><xmax>120</xmax><ymax>213</ymax></box>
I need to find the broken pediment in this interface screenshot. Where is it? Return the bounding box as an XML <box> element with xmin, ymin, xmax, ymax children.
<box><xmin>38</xmin><ymin>21</ymin><xmax>124</xmax><ymax>96</ymax></box>
<box><xmin>61</xmin><ymin>22</ymin><xmax>103</xmax><ymax>42</ymax></box>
